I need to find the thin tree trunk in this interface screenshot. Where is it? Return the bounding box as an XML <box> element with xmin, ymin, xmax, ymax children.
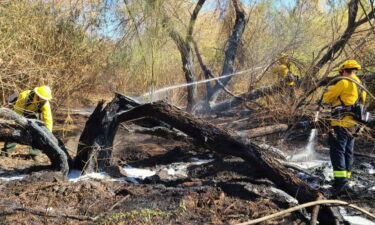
<box><xmin>207</xmin><ymin>0</ymin><xmax>247</xmax><ymax>104</ymax></box>
<box><xmin>169</xmin><ymin>30</ymin><xmax>198</xmax><ymax>112</ymax></box>
<box><xmin>165</xmin><ymin>0</ymin><xmax>206</xmax><ymax>112</ymax></box>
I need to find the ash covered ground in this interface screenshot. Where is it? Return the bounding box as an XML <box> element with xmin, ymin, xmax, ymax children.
<box><xmin>0</xmin><ymin>112</ymin><xmax>374</xmax><ymax>225</ymax></box>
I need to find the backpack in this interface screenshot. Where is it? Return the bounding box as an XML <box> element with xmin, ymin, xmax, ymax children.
<box><xmin>7</xmin><ymin>92</ymin><xmax>18</xmax><ymax>105</ymax></box>
<box><xmin>351</xmin><ymin>84</ymin><xmax>370</xmax><ymax>123</ymax></box>
<box><xmin>331</xmin><ymin>81</ymin><xmax>370</xmax><ymax>123</ymax></box>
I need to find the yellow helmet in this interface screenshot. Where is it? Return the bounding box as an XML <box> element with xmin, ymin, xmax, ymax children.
<box><xmin>339</xmin><ymin>60</ymin><xmax>361</xmax><ymax>73</ymax></box>
<box><xmin>279</xmin><ymin>52</ymin><xmax>288</xmax><ymax>63</ymax></box>
<box><xmin>34</xmin><ymin>85</ymin><xmax>52</xmax><ymax>100</ymax></box>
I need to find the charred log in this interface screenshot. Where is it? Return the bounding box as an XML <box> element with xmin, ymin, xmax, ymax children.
<box><xmin>113</xmin><ymin>101</ymin><xmax>343</xmax><ymax>225</ymax></box>
<box><xmin>211</xmin><ymin>85</ymin><xmax>283</xmax><ymax>113</ymax></box>
<box><xmin>0</xmin><ymin>108</ymin><xmax>71</xmax><ymax>175</ymax></box>
<box><xmin>238</xmin><ymin>124</ymin><xmax>289</xmax><ymax>138</ymax></box>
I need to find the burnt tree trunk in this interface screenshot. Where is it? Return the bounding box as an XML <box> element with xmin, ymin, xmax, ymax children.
<box><xmin>129</xmin><ymin>126</ymin><xmax>194</xmax><ymax>143</ymax></box>
<box><xmin>0</xmin><ymin>108</ymin><xmax>71</xmax><ymax>175</ymax></box>
<box><xmin>166</xmin><ymin>0</ymin><xmax>247</xmax><ymax>113</ymax></box>
<box><xmin>168</xmin><ymin>30</ymin><xmax>198</xmax><ymax>112</ymax></box>
<box><xmin>207</xmin><ymin>0</ymin><xmax>247</xmax><ymax>104</ymax></box>
<box><xmin>165</xmin><ymin>0</ymin><xmax>207</xmax><ymax>112</ymax></box>
<box><xmin>73</xmin><ymin>94</ymin><xmax>170</xmax><ymax>172</ymax></box>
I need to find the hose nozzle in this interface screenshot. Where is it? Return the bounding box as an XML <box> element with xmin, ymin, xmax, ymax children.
<box><xmin>314</xmin><ymin>111</ymin><xmax>320</xmax><ymax>122</ymax></box>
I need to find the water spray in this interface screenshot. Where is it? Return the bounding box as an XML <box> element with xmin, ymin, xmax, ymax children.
<box><xmin>136</xmin><ymin>66</ymin><xmax>264</xmax><ymax>102</ymax></box>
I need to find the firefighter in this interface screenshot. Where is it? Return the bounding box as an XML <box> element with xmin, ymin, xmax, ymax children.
<box><xmin>271</xmin><ymin>53</ymin><xmax>299</xmax><ymax>103</ymax></box>
<box><xmin>1</xmin><ymin>85</ymin><xmax>53</xmax><ymax>161</ymax></box>
<box><xmin>322</xmin><ymin>60</ymin><xmax>366</xmax><ymax>195</ymax></box>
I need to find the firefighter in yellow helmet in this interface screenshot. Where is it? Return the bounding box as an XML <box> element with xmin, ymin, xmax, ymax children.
<box><xmin>1</xmin><ymin>85</ymin><xmax>53</xmax><ymax>161</ymax></box>
<box><xmin>322</xmin><ymin>60</ymin><xmax>366</xmax><ymax>195</ymax></box>
<box><xmin>271</xmin><ymin>52</ymin><xmax>299</xmax><ymax>103</ymax></box>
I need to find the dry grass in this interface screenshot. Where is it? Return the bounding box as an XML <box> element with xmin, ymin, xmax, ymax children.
<box><xmin>0</xmin><ymin>0</ymin><xmax>107</xmax><ymax>108</ymax></box>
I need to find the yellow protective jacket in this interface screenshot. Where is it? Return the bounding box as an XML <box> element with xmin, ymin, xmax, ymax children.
<box><xmin>323</xmin><ymin>75</ymin><xmax>366</xmax><ymax>127</ymax></box>
<box><xmin>271</xmin><ymin>63</ymin><xmax>298</xmax><ymax>86</ymax></box>
<box><xmin>13</xmin><ymin>90</ymin><xmax>53</xmax><ymax>131</ymax></box>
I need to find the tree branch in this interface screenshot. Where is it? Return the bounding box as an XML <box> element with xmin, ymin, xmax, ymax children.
<box><xmin>235</xmin><ymin>199</ymin><xmax>375</xmax><ymax>225</ymax></box>
<box><xmin>1</xmin><ymin>207</ymin><xmax>93</xmax><ymax>221</ymax></box>
<box><xmin>310</xmin><ymin>0</ymin><xmax>359</xmax><ymax>76</ymax></box>
<box><xmin>0</xmin><ymin>108</ymin><xmax>71</xmax><ymax>175</ymax></box>
<box><xmin>210</xmin><ymin>74</ymin><xmax>375</xmax><ymax>113</ymax></box>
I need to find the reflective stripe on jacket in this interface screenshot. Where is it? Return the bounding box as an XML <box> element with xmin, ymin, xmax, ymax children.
<box><xmin>14</xmin><ymin>90</ymin><xmax>53</xmax><ymax>131</ymax></box>
<box><xmin>323</xmin><ymin>75</ymin><xmax>367</xmax><ymax>127</ymax></box>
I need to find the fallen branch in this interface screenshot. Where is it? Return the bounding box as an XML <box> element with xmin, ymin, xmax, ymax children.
<box><xmin>235</xmin><ymin>199</ymin><xmax>375</xmax><ymax>225</ymax></box>
<box><xmin>310</xmin><ymin>196</ymin><xmax>323</xmax><ymax>225</ymax></box>
<box><xmin>1</xmin><ymin>207</ymin><xmax>94</xmax><ymax>221</ymax></box>
<box><xmin>108</xmin><ymin>195</ymin><xmax>131</xmax><ymax>211</ymax></box>
<box><xmin>211</xmin><ymin>74</ymin><xmax>375</xmax><ymax>113</ymax></box>
<box><xmin>238</xmin><ymin>124</ymin><xmax>289</xmax><ymax>138</ymax></box>
<box><xmin>282</xmin><ymin>162</ymin><xmax>320</xmax><ymax>180</ymax></box>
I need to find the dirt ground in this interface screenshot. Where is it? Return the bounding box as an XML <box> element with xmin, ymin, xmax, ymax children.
<box><xmin>0</xmin><ymin>111</ymin><xmax>374</xmax><ymax>225</ymax></box>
